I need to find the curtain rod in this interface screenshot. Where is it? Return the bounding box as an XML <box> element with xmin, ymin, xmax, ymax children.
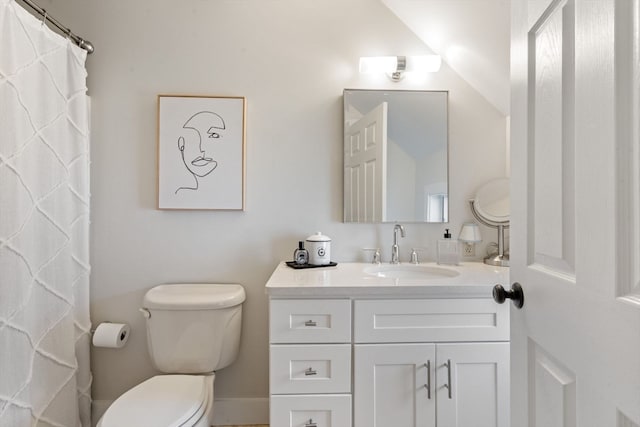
<box><xmin>17</xmin><ymin>0</ymin><xmax>94</xmax><ymax>54</ymax></box>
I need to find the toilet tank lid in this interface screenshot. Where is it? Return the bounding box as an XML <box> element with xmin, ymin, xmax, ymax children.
<box><xmin>143</xmin><ymin>284</ymin><xmax>246</xmax><ymax>310</ymax></box>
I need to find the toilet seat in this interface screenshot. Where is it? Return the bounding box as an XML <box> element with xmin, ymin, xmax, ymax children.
<box><xmin>99</xmin><ymin>375</ymin><xmax>211</xmax><ymax>427</ymax></box>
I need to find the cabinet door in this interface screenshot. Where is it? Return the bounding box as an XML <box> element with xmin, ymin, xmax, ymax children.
<box><xmin>354</xmin><ymin>344</ymin><xmax>436</xmax><ymax>427</ymax></box>
<box><xmin>436</xmin><ymin>342</ymin><xmax>509</xmax><ymax>427</ymax></box>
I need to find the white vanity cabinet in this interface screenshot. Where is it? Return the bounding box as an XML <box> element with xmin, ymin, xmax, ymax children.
<box><xmin>353</xmin><ymin>299</ymin><xmax>509</xmax><ymax>427</ymax></box>
<box><xmin>266</xmin><ymin>262</ymin><xmax>510</xmax><ymax>427</ymax></box>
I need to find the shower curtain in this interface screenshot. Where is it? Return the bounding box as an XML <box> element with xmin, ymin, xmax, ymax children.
<box><xmin>0</xmin><ymin>0</ymin><xmax>91</xmax><ymax>426</ymax></box>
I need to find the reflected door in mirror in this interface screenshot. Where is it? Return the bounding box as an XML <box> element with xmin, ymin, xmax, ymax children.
<box><xmin>344</xmin><ymin>102</ymin><xmax>388</xmax><ymax>222</ymax></box>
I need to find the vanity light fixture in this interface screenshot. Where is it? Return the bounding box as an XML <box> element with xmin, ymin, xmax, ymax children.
<box><xmin>359</xmin><ymin>55</ymin><xmax>442</xmax><ymax>81</ymax></box>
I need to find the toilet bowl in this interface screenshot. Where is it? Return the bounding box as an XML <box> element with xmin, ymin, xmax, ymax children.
<box><xmin>96</xmin><ymin>284</ymin><xmax>245</xmax><ymax>427</ymax></box>
<box><xmin>97</xmin><ymin>374</ymin><xmax>214</xmax><ymax>427</ymax></box>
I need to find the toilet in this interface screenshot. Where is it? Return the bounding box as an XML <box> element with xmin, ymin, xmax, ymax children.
<box><xmin>97</xmin><ymin>283</ymin><xmax>245</xmax><ymax>427</ymax></box>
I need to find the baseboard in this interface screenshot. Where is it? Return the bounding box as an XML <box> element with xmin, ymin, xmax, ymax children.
<box><xmin>211</xmin><ymin>397</ymin><xmax>269</xmax><ymax>425</ymax></box>
<box><xmin>92</xmin><ymin>397</ymin><xmax>269</xmax><ymax>426</ymax></box>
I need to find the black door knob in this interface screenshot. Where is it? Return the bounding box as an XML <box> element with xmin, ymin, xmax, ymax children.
<box><xmin>493</xmin><ymin>282</ymin><xmax>524</xmax><ymax>309</ymax></box>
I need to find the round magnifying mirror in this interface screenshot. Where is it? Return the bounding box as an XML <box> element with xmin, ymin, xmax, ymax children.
<box><xmin>474</xmin><ymin>178</ymin><xmax>510</xmax><ymax>223</ymax></box>
<box><xmin>470</xmin><ymin>177</ymin><xmax>510</xmax><ymax>267</ymax></box>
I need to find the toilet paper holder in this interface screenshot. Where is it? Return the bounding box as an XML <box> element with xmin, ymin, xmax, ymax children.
<box><xmin>92</xmin><ymin>325</ymin><xmax>128</xmax><ymax>341</ymax></box>
<box><xmin>92</xmin><ymin>322</ymin><xmax>131</xmax><ymax>348</ymax></box>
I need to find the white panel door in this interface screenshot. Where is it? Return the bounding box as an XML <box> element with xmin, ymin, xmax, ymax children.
<box><xmin>354</xmin><ymin>343</ymin><xmax>435</xmax><ymax>427</ymax></box>
<box><xmin>511</xmin><ymin>0</ymin><xmax>640</xmax><ymax>426</ymax></box>
<box><xmin>344</xmin><ymin>102</ymin><xmax>387</xmax><ymax>222</ymax></box>
<box><xmin>436</xmin><ymin>343</ymin><xmax>510</xmax><ymax>427</ymax></box>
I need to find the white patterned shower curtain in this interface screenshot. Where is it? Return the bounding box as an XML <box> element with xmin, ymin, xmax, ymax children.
<box><xmin>0</xmin><ymin>0</ymin><xmax>92</xmax><ymax>426</ymax></box>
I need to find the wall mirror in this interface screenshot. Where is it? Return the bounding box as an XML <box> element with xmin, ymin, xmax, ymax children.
<box><xmin>343</xmin><ymin>89</ymin><xmax>449</xmax><ymax>223</ymax></box>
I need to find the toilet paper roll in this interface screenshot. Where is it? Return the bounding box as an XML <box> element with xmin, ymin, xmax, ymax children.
<box><xmin>92</xmin><ymin>323</ymin><xmax>130</xmax><ymax>348</ymax></box>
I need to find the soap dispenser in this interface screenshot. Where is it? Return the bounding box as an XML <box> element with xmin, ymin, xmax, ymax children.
<box><xmin>437</xmin><ymin>228</ymin><xmax>460</xmax><ymax>265</ymax></box>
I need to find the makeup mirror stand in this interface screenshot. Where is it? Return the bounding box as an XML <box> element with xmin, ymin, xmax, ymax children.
<box><xmin>469</xmin><ymin>199</ymin><xmax>510</xmax><ymax>267</ymax></box>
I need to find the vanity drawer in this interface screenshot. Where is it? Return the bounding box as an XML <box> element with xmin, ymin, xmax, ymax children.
<box><xmin>270</xmin><ymin>299</ymin><xmax>351</xmax><ymax>343</ymax></box>
<box><xmin>270</xmin><ymin>394</ymin><xmax>352</xmax><ymax>427</ymax></box>
<box><xmin>354</xmin><ymin>298</ymin><xmax>509</xmax><ymax>343</ymax></box>
<box><xmin>270</xmin><ymin>344</ymin><xmax>351</xmax><ymax>394</ymax></box>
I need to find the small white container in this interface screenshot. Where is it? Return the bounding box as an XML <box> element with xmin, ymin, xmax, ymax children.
<box><xmin>306</xmin><ymin>232</ymin><xmax>331</xmax><ymax>265</ymax></box>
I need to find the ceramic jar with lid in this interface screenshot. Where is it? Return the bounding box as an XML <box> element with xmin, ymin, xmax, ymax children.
<box><xmin>305</xmin><ymin>232</ymin><xmax>331</xmax><ymax>265</ymax></box>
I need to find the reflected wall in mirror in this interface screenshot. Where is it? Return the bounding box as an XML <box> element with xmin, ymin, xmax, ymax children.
<box><xmin>343</xmin><ymin>89</ymin><xmax>449</xmax><ymax>223</ymax></box>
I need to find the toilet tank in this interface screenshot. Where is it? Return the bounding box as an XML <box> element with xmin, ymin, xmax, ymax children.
<box><xmin>141</xmin><ymin>284</ymin><xmax>245</xmax><ymax>374</ymax></box>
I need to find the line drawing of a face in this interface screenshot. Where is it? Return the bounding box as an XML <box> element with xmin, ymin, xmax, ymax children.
<box><xmin>175</xmin><ymin>111</ymin><xmax>225</xmax><ymax>193</ymax></box>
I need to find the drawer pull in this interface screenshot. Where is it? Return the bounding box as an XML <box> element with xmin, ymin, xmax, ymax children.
<box><xmin>424</xmin><ymin>360</ymin><xmax>431</xmax><ymax>399</ymax></box>
<box><xmin>304</xmin><ymin>320</ymin><xmax>317</xmax><ymax>327</ymax></box>
<box><xmin>443</xmin><ymin>359</ymin><xmax>452</xmax><ymax>399</ymax></box>
<box><xmin>305</xmin><ymin>367</ymin><xmax>318</xmax><ymax>376</ymax></box>
<box><xmin>305</xmin><ymin>418</ymin><xmax>318</xmax><ymax>427</ymax></box>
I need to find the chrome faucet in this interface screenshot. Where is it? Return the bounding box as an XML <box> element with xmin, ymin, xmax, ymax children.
<box><xmin>391</xmin><ymin>224</ymin><xmax>406</xmax><ymax>264</ymax></box>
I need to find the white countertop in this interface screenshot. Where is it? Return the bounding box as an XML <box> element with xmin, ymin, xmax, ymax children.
<box><xmin>265</xmin><ymin>261</ymin><xmax>509</xmax><ymax>298</ymax></box>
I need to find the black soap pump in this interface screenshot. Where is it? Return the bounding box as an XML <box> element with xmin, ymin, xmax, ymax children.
<box><xmin>293</xmin><ymin>241</ymin><xmax>309</xmax><ymax>265</ymax></box>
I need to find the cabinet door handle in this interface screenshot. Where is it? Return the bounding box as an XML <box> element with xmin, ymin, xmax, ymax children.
<box><xmin>304</xmin><ymin>320</ymin><xmax>317</xmax><ymax>327</ymax></box>
<box><xmin>424</xmin><ymin>360</ymin><xmax>431</xmax><ymax>399</ymax></box>
<box><xmin>305</xmin><ymin>367</ymin><xmax>317</xmax><ymax>376</ymax></box>
<box><xmin>443</xmin><ymin>359</ymin><xmax>452</xmax><ymax>399</ymax></box>
<box><xmin>305</xmin><ymin>419</ymin><xmax>318</xmax><ymax>427</ymax></box>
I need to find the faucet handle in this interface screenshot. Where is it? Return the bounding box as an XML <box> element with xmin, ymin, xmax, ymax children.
<box><xmin>410</xmin><ymin>247</ymin><xmax>428</xmax><ymax>264</ymax></box>
<box><xmin>362</xmin><ymin>248</ymin><xmax>381</xmax><ymax>264</ymax></box>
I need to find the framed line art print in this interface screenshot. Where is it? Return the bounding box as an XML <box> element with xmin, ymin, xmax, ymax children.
<box><xmin>157</xmin><ymin>95</ymin><xmax>246</xmax><ymax>210</ymax></box>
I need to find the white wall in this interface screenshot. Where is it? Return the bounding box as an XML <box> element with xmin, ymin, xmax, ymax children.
<box><xmin>38</xmin><ymin>0</ymin><xmax>507</xmax><ymax>422</ymax></box>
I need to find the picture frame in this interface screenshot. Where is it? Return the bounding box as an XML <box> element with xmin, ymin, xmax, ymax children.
<box><xmin>157</xmin><ymin>95</ymin><xmax>246</xmax><ymax>210</ymax></box>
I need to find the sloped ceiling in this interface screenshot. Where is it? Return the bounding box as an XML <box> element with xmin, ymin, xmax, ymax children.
<box><xmin>382</xmin><ymin>0</ymin><xmax>511</xmax><ymax>116</ymax></box>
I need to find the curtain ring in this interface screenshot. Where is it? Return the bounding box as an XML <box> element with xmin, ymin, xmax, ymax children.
<box><xmin>41</xmin><ymin>9</ymin><xmax>47</xmax><ymax>26</ymax></box>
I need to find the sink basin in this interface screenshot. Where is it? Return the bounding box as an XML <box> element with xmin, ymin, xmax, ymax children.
<box><xmin>364</xmin><ymin>264</ymin><xmax>460</xmax><ymax>280</ymax></box>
